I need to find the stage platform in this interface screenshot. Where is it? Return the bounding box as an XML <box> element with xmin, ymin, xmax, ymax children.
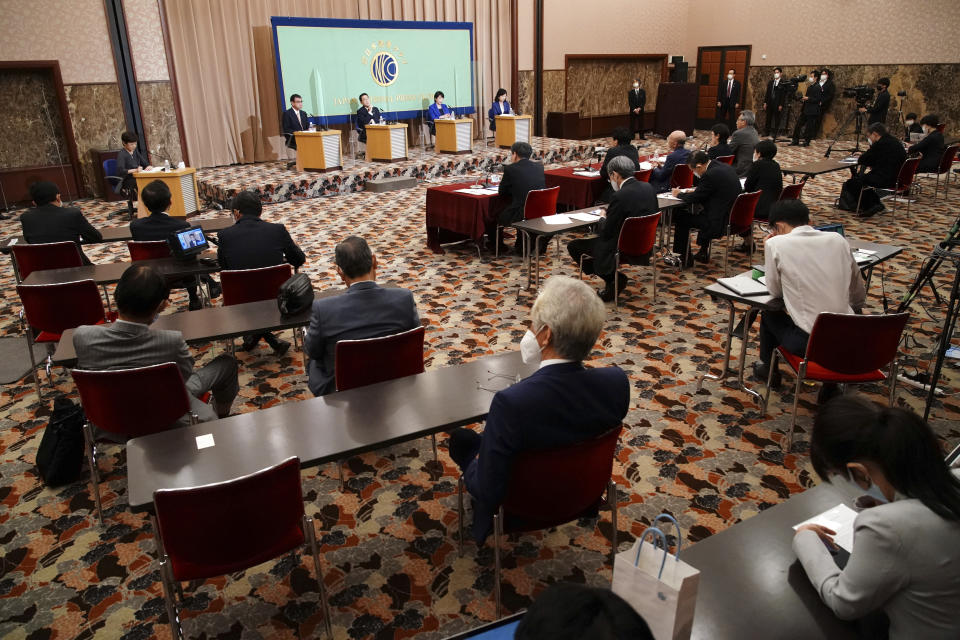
<box><xmin>196</xmin><ymin>136</ymin><xmax>597</xmax><ymax>205</ymax></box>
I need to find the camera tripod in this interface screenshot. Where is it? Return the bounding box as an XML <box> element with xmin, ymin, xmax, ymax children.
<box><xmin>824</xmin><ymin>103</ymin><xmax>868</xmax><ymax>157</ymax></box>
<box><xmin>773</xmin><ymin>95</ymin><xmax>800</xmax><ymax>143</ymax></box>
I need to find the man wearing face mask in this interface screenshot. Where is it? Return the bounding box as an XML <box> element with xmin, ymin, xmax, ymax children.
<box><xmin>567</xmin><ymin>155</ymin><xmax>658</xmax><ymax>302</ymax></box>
<box><xmin>716</xmin><ymin>69</ymin><xmax>741</xmax><ymax>129</ymax></box>
<box><xmin>753</xmin><ymin>200</ymin><xmax>865</xmax><ymax>403</ymax></box>
<box><xmin>859</xmin><ymin>78</ymin><xmax>890</xmax><ymax>126</ymax></box>
<box><xmin>670</xmin><ymin>150</ymin><xmax>741</xmax><ymax>268</ymax></box>
<box><xmin>838</xmin><ymin>122</ymin><xmax>907</xmax><ymax>216</ymax></box>
<box><xmin>729</xmin><ymin>110</ymin><xmax>760</xmax><ymax>177</ymax></box>
<box><xmin>763</xmin><ymin>68</ymin><xmax>787</xmax><ymax>137</ymax></box>
<box><xmin>903</xmin><ymin>112</ymin><xmax>923</xmax><ymax>141</ymax></box>
<box><xmin>790</xmin><ymin>70</ymin><xmax>823</xmax><ymax>147</ymax></box>
<box><xmin>908</xmin><ymin>114</ymin><xmax>946</xmax><ymax>174</ymax></box>
<box><xmin>448</xmin><ymin>275</ymin><xmax>630</xmax><ymax>543</ymax></box>
<box><xmin>818</xmin><ymin>69</ymin><xmax>836</xmax><ymax>125</ymax></box>
<box><xmin>628</xmin><ymin>78</ymin><xmax>646</xmax><ymax>140</ymax></box>
<box><xmin>497</xmin><ymin>141</ymin><xmax>546</xmax><ymax>252</ymax></box>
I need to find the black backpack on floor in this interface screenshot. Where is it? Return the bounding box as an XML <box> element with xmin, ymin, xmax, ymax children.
<box><xmin>35</xmin><ymin>396</ymin><xmax>86</xmax><ymax>487</ymax></box>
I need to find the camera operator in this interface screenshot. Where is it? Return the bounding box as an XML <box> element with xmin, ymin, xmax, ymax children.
<box><xmin>903</xmin><ymin>112</ymin><xmax>923</xmax><ymax>141</ymax></box>
<box><xmin>837</xmin><ymin>122</ymin><xmax>906</xmax><ymax>217</ymax></box>
<box><xmin>908</xmin><ymin>114</ymin><xmax>946</xmax><ymax>173</ymax></box>
<box><xmin>859</xmin><ymin>78</ymin><xmax>890</xmax><ymax>125</ymax></box>
<box><xmin>790</xmin><ymin>70</ymin><xmax>823</xmax><ymax>147</ymax></box>
<box><xmin>763</xmin><ymin>67</ymin><xmax>788</xmax><ymax>137</ymax></box>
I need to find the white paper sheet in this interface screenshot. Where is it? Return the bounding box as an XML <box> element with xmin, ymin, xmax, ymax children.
<box><xmin>542</xmin><ymin>214</ymin><xmax>572</xmax><ymax>225</ymax></box>
<box><xmin>793</xmin><ymin>503</ymin><xmax>857</xmax><ymax>552</ymax></box>
<box><xmin>573</xmin><ymin>171</ymin><xmax>601</xmax><ymax>177</ymax></box>
<box><xmin>638</xmin><ymin>161</ymin><xmax>653</xmax><ymax>170</ymax></box>
<box><xmin>454</xmin><ymin>188</ymin><xmax>499</xmax><ymax>195</ymax></box>
<box><xmin>569</xmin><ymin>212</ymin><xmax>601</xmax><ymax>222</ymax></box>
<box><xmin>195</xmin><ymin>434</ymin><xmax>215</xmax><ymax>450</ymax></box>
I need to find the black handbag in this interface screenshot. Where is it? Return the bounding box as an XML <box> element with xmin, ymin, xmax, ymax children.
<box><xmin>35</xmin><ymin>396</ymin><xmax>86</xmax><ymax>487</ymax></box>
<box><xmin>277</xmin><ymin>272</ymin><xmax>314</xmax><ymax>315</ymax></box>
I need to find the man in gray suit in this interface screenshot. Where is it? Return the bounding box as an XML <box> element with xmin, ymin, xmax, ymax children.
<box><xmin>73</xmin><ymin>265</ymin><xmax>239</xmax><ymax>435</ymax></box>
<box><xmin>729</xmin><ymin>110</ymin><xmax>760</xmax><ymax>177</ymax></box>
<box><xmin>304</xmin><ymin>236</ymin><xmax>420</xmax><ymax>396</ymax></box>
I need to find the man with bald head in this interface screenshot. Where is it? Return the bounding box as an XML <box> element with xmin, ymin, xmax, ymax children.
<box><xmin>649</xmin><ymin>130</ymin><xmax>691</xmax><ymax>193</ymax></box>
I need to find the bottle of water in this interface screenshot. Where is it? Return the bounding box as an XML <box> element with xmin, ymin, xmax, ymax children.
<box><xmin>164</xmin><ymin>159</ymin><xmax>171</xmax><ymax>171</ymax></box>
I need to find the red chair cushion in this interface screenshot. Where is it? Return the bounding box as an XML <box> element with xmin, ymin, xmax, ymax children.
<box><xmin>778</xmin><ymin>348</ymin><xmax>886</xmax><ymax>384</ymax></box>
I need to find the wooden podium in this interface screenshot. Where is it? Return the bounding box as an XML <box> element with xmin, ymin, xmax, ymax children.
<box><xmin>366</xmin><ymin>123</ymin><xmax>408</xmax><ymax>161</ymax></box>
<box><xmin>494</xmin><ymin>114</ymin><xmax>532</xmax><ymax>148</ymax></box>
<box><xmin>134</xmin><ymin>167</ymin><xmax>198</xmax><ymax>218</ymax></box>
<box><xmin>293</xmin><ymin>130</ymin><xmax>342</xmax><ymax>172</ymax></box>
<box><xmin>435</xmin><ymin>118</ymin><xmax>473</xmax><ymax>154</ymax></box>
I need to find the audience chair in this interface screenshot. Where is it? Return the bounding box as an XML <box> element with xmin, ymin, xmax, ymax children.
<box><xmin>102</xmin><ymin>158</ymin><xmax>135</xmax><ymax>217</ymax></box>
<box><xmin>456</xmin><ymin>425</ymin><xmax>623</xmax><ymax>617</ymax></box>
<box><xmin>715</xmin><ymin>155</ymin><xmax>735</xmax><ymax>166</ymax></box>
<box><xmin>10</xmin><ymin>241</ymin><xmax>83</xmax><ymax>283</ymax></box>
<box><xmin>72</xmin><ymin>362</ymin><xmax>198</xmax><ymax>524</ymax></box>
<box><xmin>634</xmin><ymin>168</ymin><xmax>653</xmax><ymax>182</ymax></box>
<box><xmin>221</xmin><ymin>264</ymin><xmax>297</xmax><ymax>351</ymax></box>
<box><xmin>17</xmin><ymin>279</ymin><xmax>114</xmax><ymax>399</ymax></box>
<box><xmin>721</xmin><ymin>190</ymin><xmax>762</xmax><ymax>276</ymax></box>
<box><xmin>152</xmin><ymin>456</ymin><xmax>332</xmax><ymax>640</ymax></box>
<box><xmin>494</xmin><ymin>186</ymin><xmax>560</xmax><ymax>258</ymax></box>
<box><xmin>579</xmin><ymin>212</ymin><xmax>660</xmax><ymax>308</ymax></box>
<box><xmin>761</xmin><ymin>312</ymin><xmax>910</xmax><ymax>451</ymax></box>
<box><xmin>127</xmin><ymin>240</ymin><xmax>171</xmax><ymax>261</ymax></box>
<box><xmin>935</xmin><ymin>122</ymin><xmax>946</xmax><ymax>133</ymax></box>
<box><xmin>778</xmin><ymin>179</ymin><xmax>806</xmax><ymax>202</ymax></box>
<box><xmin>917</xmin><ymin>144</ymin><xmax>958</xmax><ymax>199</ymax></box>
<box><xmin>856</xmin><ymin>155</ymin><xmax>921</xmax><ymax>215</ymax></box>
<box><xmin>669</xmin><ymin>164</ymin><xmax>694</xmax><ymax>190</ymax></box>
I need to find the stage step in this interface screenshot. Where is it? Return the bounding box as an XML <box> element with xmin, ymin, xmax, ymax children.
<box><xmin>366</xmin><ymin>176</ymin><xmax>418</xmax><ymax>192</ymax></box>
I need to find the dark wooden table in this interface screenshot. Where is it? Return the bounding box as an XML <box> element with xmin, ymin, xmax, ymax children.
<box><xmin>126</xmin><ymin>351</ymin><xmax>535</xmax><ymax>512</ymax></box>
<box><xmin>544</xmin><ymin>167</ymin><xmax>606</xmax><ymax>209</ymax></box>
<box><xmin>2</xmin><ymin>216</ymin><xmax>235</xmax><ymax>252</ymax></box>
<box><xmin>684</xmin><ymin>483</ymin><xmax>859</xmax><ymax>640</ymax></box>
<box><xmin>20</xmin><ymin>255</ymin><xmax>220</xmax><ymax>286</ymax></box>
<box><xmin>780</xmin><ymin>159</ymin><xmax>855</xmax><ymax>183</ymax></box>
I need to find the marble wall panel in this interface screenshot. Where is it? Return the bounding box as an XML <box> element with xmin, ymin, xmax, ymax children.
<box><xmin>0</xmin><ymin>70</ymin><xmax>70</xmax><ymax>170</ymax></box>
<box><xmin>138</xmin><ymin>82</ymin><xmax>183</xmax><ymax>167</ymax></box>
<box><xmin>518</xmin><ymin>71</ymin><xmax>534</xmax><ymax>119</ymax></box>
<box><xmin>565</xmin><ymin>60</ymin><xmax>664</xmax><ymax>118</ymax></box>
<box><xmin>542</xmin><ymin>70</ymin><xmax>565</xmax><ymax>132</ymax></box>
<box><xmin>64</xmin><ymin>83</ymin><xmax>127</xmax><ymax>196</ymax></box>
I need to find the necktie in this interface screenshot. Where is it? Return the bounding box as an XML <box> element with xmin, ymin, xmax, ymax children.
<box><xmin>727</xmin><ymin>81</ymin><xmax>732</xmax><ymax>97</ymax></box>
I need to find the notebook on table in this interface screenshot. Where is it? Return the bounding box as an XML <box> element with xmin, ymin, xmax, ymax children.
<box><xmin>717</xmin><ymin>276</ymin><xmax>769</xmax><ymax>297</ymax></box>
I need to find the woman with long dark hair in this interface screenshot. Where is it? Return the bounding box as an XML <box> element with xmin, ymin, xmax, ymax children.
<box><xmin>487</xmin><ymin>88</ymin><xmax>511</xmax><ymax>132</ymax></box>
<box><xmin>794</xmin><ymin>396</ymin><xmax>960</xmax><ymax>639</ymax></box>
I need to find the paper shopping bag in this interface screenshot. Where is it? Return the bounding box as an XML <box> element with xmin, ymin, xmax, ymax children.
<box><xmin>611</xmin><ymin>514</ymin><xmax>700</xmax><ymax>640</ymax></box>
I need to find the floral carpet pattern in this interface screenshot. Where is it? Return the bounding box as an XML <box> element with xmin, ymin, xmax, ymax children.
<box><xmin>1</xmin><ymin>133</ymin><xmax>958</xmax><ymax>639</ymax></box>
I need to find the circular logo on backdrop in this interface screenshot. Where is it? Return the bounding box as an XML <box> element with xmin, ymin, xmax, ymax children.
<box><xmin>371</xmin><ymin>51</ymin><xmax>398</xmax><ymax>86</ymax></box>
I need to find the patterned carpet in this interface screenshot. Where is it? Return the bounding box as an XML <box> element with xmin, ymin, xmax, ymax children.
<box><xmin>1</xmin><ymin>132</ymin><xmax>958</xmax><ymax>640</ymax></box>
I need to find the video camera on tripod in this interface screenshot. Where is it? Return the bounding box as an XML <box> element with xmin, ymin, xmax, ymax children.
<box><xmin>842</xmin><ymin>85</ymin><xmax>876</xmax><ymax>107</ymax></box>
<box><xmin>784</xmin><ymin>75</ymin><xmax>804</xmax><ymax>100</ymax></box>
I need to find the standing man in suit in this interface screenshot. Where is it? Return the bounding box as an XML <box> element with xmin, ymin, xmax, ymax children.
<box><xmin>567</xmin><ymin>155</ymin><xmax>659</xmax><ymax>302</ymax></box>
<box><xmin>671</xmin><ymin>151</ymin><xmax>742</xmax><ymax>267</ymax></box>
<box><xmin>729</xmin><ymin>110</ymin><xmax>760</xmax><ymax>177</ymax></box>
<box><xmin>73</xmin><ymin>264</ymin><xmax>239</xmax><ymax>435</ymax></box>
<box><xmin>838</xmin><ymin>122</ymin><xmax>907</xmax><ymax>217</ymax></box>
<box><xmin>860</xmin><ymin>78</ymin><xmax>890</xmax><ymax>126</ymax></box>
<box><xmin>649</xmin><ymin>130</ymin><xmax>691</xmax><ymax>193</ymax></box>
<box><xmin>282</xmin><ymin>93</ymin><xmax>310</xmax><ymax>151</ymax></box>
<box><xmin>303</xmin><ymin>236</ymin><xmax>420</xmax><ymax>396</ymax></box>
<box><xmin>791</xmin><ymin>70</ymin><xmax>823</xmax><ymax>147</ymax></box>
<box><xmin>628</xmin><ymin>78</ymin><xmax>646</xmax><ymax>140</ymax></box>
<box><xmin>448</xmin><ymin>275</ymin><xmax>630</xmax><ymax>543</ymax></box>
<box><xmin>716</xmin><ymin>69</ymin><xmax>742</xmax><ymax>129</ymax></box>
<box><xmin>20</xmin><ymin>180</ymin><xmax>102</xmax><ymax>264</ymax></box>
<box><xmin>356</xmin><ymin>93</ymin><xmax>382</xmax><ymax>144</ymax></box>
<box><xmin>598</xmin><ymin>127</ymin><xmax>640</xmax><ymax>202</ymax></box>
<box><xmin>763</xmin><ymin>68</ymin><xmax>787</xmax><ymax>137</ymax></box>
<box><xmin>818</xmin><ymin>69</ymin><xmax>837</xmax><ymax>135</ymax></box>
<box><xmin>496</xmin><ymin>141</ymin><xmax>546</xmax><ymax>251</ymax></box>
<box><xmin>217</xmin><ymin>190</ymin><xmax>306</xmax><ymax>356</ymax></box>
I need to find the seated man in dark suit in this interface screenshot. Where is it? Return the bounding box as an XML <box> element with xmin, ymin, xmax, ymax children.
<box><xmin>903</xmin><ymin>112</ymin><xmax>923</xmax><ymax>141</ymax></box>
<box><xmin>131</xmin><ymin>180</ymin><xmax>221</xmax><ymax>310</ymax></box>
<box><xmin>649</xmin><ymin>130</ymin><xmax>691</xmax><ymax>193</ymax></box>
<box><xmin>282</xmin><ymin>93</ymin><xmax>310</xmax><ymax>150</ymax></box>
<box><xmin>743</xmin><ymin>139</ymin><xmax>783</xmax><ymax>222</ymax></box>
<box><xmin>838</xmin><ymin>122</ymin><xmax>907</xmax><ymax>217</ymax></box>
<box><xmin>218</xmin><ymin>190</ymin><xmax>306</xmax><ymax>356</ymax></box>
<box><xmin>355</xmin><ymin>92</ymin><xmax>382</xmax><ymax>144</ymax></box>
<box><xmin>671</xmin><ymin>151</ymin><xmax>742</xmax><ymax>268</ymax></box>
<box><xmin>20</xmin><ymin>180</ymin><xmax>102</xmax><ymax>264</ymax></box>
<box><xmin>73</xmin><ymin>265</ymin><xmax>238</xmax><ymax>437</ymax></box>
<box><xmin>706</xmin><ymin>123</ymin><xmax>732</xmax><ymax>160</ymax></box>
<box><xmin>567</xmin><ymin>155</ymin><xmax>658</xmax><ymax>302</ymax></box>
<box><xmin>496</xmin><ymin>141</ymin><xmax>546</xmax><ymax>251</ymax></box>
<box><xmin>449</xmin><ymin>275</ymin><xmax>630</xmax><ymax>543</ymax></box>
<box><xmin>303</xmin><ymin>236</ymin><xmax>420</xmax><ymax>396</ymax></box>
<box><xmin>909</xmin><ymin>114</ymin><xmax>946</xmax><ymax>174</ymax></box>
<box><xmin>598</xmin><ymin>126</ymin><xmax>640</xmax><ymax>203</ymax></box>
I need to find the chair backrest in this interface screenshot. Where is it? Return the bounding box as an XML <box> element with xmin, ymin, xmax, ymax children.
<box><xmin>935</xmin><ymin>122</ymin><xmax>945</xmax><ymax>133</ymax></box>
<box><xmin>71</xmin><ymin>362</ymin><xmax>192</xmax><ymax>437</ymax></box>
<box><xmin>716</xmin><ymin>155</ymin><xmax>735</xmax><ymax>166</ymax></box>
<box><xmin>728</xmin><ymin>190</ymin><xmax>762</xmax><ymax>231</ymax></box>
<box><xmin>634</xmin><ymin>168</ymin><xmax>653</xmax><ymax>183</ymax></box>
<box><xmin>10</xmin><ymin>241</ymin><xmax>83</xmax><ymax>280</ymax></box>
<box><xmin>154</xmin><ymin>456</ymin><xmax>306</xmax><ymax>582</ymax></box>
<box><xmin>669</xmin><ymin>164</ymin><xmax>694</xmax><ymax>189</ymax></box>
<box><xmin>896</xmin><ymin>156</ymin><xmax>922</xmax><ymax>191</ymax></box>
<box><xmin>637</xmin><ymin>154</ymin><xmax>650</xmax><ymax>163</ymax></box>
<box><xmin>103</xmin><ymin>158</ymin><xmax>117</xmax><ymax>177</ymax></box>
<box><xmin>17</xmin><ymin>280</ymin><xmax>107</xmax><ymax>335</ymax></box>
<box><xmin>617</xmin><ymin>212</ymin><xmax>660</xmax><ymax>257</ymax></box>
<box><xmin>221</xmin><ymin>264</ymin><xmax>293</xmax><ymax>306</ymax></box>
<box><xmin>805</xmin><ymin>312</ymin><xmax>910</xmax><ymax>375</ymax></box>
<box><xmin>334</xmin><ymin>325</ymin><xmax>426</xmax><ymax>392</ymax></box>
<box><xmin>778</xmin><ymin>181</ymin><xmax>805</xmax><ymax>201</ymax></box>
<box><xmin>501</xmin><ymin>425</ymin><xmax>622</xmax><ymax>527</ymax></box>
<box><xmin>522</xmin><ymin>186</ymin><xmax>560</xmax><ymax>220</ymax></box>
<box><xmin>127</xmin><ymin>240</ymin><xmax>171</xmax><ymax>261</ymax></box>
<box><xmin>937</xmin><ymin>144</ymin><xmax>959</xmax><ymax>175</ymax></box>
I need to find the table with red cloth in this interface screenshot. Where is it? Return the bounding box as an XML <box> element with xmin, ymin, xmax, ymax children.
<box><xmin>425</xmin><ymin>182</ymin><xmax>507</xmax><ymax>253</ymax></box>
<box><xmin>544</xmin><ymin>167</ymin><xmax>606</xmax><ymax>209</ymax></box>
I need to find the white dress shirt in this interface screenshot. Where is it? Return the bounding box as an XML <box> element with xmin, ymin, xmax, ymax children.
<box><xmin>539</xmin><ymin>358</ymin><xmax>574</xmax><ymax>370</ymax></box>
<box><xmin>292</xmin><ymin>108</ymin><xmax>303</xmax><ymax>129</ymax></box>
<box><xmin>764</xmin><ymin>226</ymin><xmax>866</xmax><ymax>333</ymax></box>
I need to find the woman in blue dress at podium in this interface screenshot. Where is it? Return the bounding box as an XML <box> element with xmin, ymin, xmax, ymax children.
<box><xmin>427</xmin><ymin>91</ymin><xmax>454</xmax><ymax>135</ymax></box>
<box><xmin>488</xmin><ymin>88</ymin><xmax>512</xmax><ymax>132</ymax></box>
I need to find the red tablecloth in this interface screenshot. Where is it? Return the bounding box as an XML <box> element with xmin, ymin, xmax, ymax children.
<box><xmin>545</xmin><ymin>167</ymin><xmax>606</xmax><ymax>209</ymax></box>
<box><xmin>425</xmin><ymin>182</ymin><xmax>507</xmax><ymax>253</ymax></box>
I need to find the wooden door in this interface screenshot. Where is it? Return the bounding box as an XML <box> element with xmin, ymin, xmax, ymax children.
<box><xmin>695</xmin><ymin>45</ymin><xmax>752</xmax><ymax>129</ymax></box>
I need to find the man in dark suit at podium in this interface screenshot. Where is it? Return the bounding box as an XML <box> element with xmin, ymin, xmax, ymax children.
<box><xmin>356</xmin><ymin>93</ymin><xmax>382</xmax><ymax>144</ymax></box>
<box><xmin>282</xmin><ymin>93</ymin><xmax>310</xmax><ymax>150</ymax></box>
<box><xmin>497</xmin><ymin>141</ymin><xmax>546</xmax><ymax>252</ymax></box>
<box><xmin>628</xmin><ymin>79</ymin><xmax>646</xmax><ymax>140</ymax></box>
<box><xmin>716</xmin><ymin>69</ymin><xmax>742</xmax><ymax>129</ymax></box>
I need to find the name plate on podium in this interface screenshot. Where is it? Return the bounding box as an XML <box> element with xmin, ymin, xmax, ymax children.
<box><xmin>435</xmin><ymin>118</ymin><xmax>473</xmax><ymax>154</ymax></box>
<box><xmin>366</xmin><ymin>123</ymin><xmax>408</xmax><ymax>161</ymax></box>
<box><xmin>294</xmin><ymin>130</ymin><xmax>342</xmax><ymax>172</ymax></box>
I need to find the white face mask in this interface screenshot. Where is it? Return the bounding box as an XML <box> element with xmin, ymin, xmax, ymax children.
<box><xmin>905</xmin><ymin>119</ymin><xmax>915</xmax><ymax>126</ymax></box>
<box><xmin>831</xmin><ymin>473</ymin><xmax>889</xmax><ymax>505</ymax></box>
<box><xmin>633</xmin><ymin>83</ymin><xmax>639</xmax><ymax>89</ymax></box>
<box><xmin>611</xmin><ymin>177</ymin><xmax>621</xmax><ymax>192</ymax></box>
<box><xmin>520</xmin><ymin>328</ymin><xmax>544</xmax><ymax>364</ymax></box>
<box><xmin>922</xmin><ymin>125</ymin><xmax>930</xmax><ymax>134</ymax></box>
<box><xmin>808</xmin><ymin>76</ymin><xmax>816</xmax><ymax>84</ymax></box>
<box><xmin>820</xmin><ymin>74</ymin><xmax>828</xmax><ymax>82</ymax></box>
<box><xmin>727</xmin><ymin>74</ymin><xmax>734</xmax><ymax>80</ymax></box>
<box><xmin>773</xmin><ymin>73</ymin><xmax>780</xmax><ymax>79</ymax></box>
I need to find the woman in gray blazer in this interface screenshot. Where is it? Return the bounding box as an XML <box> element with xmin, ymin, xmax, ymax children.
<box><xmin>793</xmin><ymin>396</ymin><xmax>960</xmax><ymax>640</ymax></box>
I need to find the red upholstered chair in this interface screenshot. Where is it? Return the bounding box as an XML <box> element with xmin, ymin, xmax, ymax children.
<box><xmin>127</xmin><ymin>240</ymin><xmax>171</xmax><ymax>261</ymax></box>
<box><xmin>634</xmin><ymin>168</ymin><xmax>653</xmax><ymax>182</ymax></box>
<box><xmin>579</xmin><ymin>213</ymin><xmax>661</xmax><ymax>308</ymax></box>
<box><xmin>721</xmin><ymin>190</ymin><xmax>762</xmax><ymax>276</ymax></box>
<box><xmin>936</xmin><ymin>122</ymin><xmax>946</xmax><ymax>133</ymax></box>
<box><xmin>857</xmin><ymin>156</ymin><xmax>921</xmax><ymax>214</ymax></box>
<box><xmin>495</xmin><ymin>186</ymin><xmax>561</xmax><ymax>258</ymax></box>
<box><xmin>220</xmin><ymin>264</ymin><xmax>296</xmax><ymax>350</ymax></box>
<box><xmin>715</xmin><ymin>155</ymin><xmax>735</xmax><ymax>166</ymax></box>
<box><xmin>761</xmin><ymin>312</ymin><xmax>910</xmax><ymax>451</ymax></box>
<box><xmin>152</xmin><ymin>457</ymin><xmax>332</xmax><ymax>640</ymax></box>
<box><xmin>778</xmin><ymin>180</ymin><xmax>806</xmax><ymax>201</ymax></box>
<box><xmin>10</xmin><ymin>241</ymin><xmax>82</xmax><ymax>282</ymax></box>
<box><xmin>457</xmin><ymin>425</ymin><xmax>622</xmax><ymax>616</ymax></box>
<box><xmin>918</xmin><ymin>144</ymin><xmax>959</xmax><ymax>199</ymax></box>
<box><xmin>637</xmin><ymin>154</ymin><xmax>650</xmax><ymax>163</ymax></box>
<box><xmin>17</xmin><ymin>280</ymin><xmax>114</xmax><ymax>398</ymax></box>
<box><xmin>669</xmin><ymin>163</ymin><xmax>694</xmax><ymax>189</ymax></box>
<box><xmin>72</xmin><ymin>362</ymin><xmax>198</xmax><ymax>524</ymax></box>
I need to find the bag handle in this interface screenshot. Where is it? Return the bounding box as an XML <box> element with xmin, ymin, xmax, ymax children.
<box><xmin>635</xmin><ymin>526</ymin><xmax>668</xmax><ymax>579</ymax></box>
<box><xmin>653</xmin><ymin>513</ymin><xmax>683</xmax><ymax>559</ymax></box>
